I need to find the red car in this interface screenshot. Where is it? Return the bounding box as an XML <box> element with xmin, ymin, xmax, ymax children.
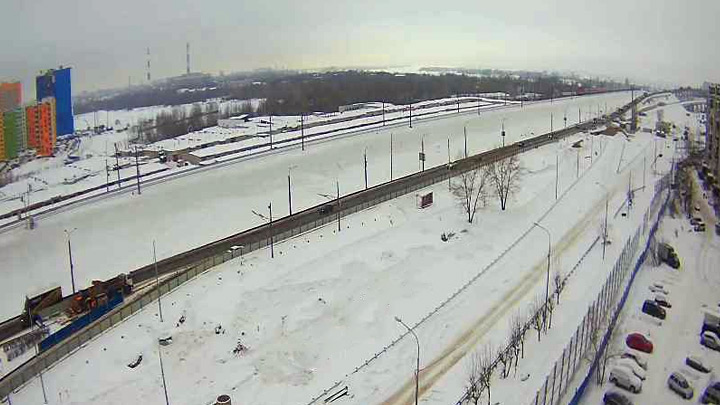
<box><xmin>626</xmin><ymin>333</ymin><xmax>653</xmax><ymax>353</ymax></box>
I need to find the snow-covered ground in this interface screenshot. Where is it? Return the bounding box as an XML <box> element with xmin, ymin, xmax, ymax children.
<box><xmin>0</xmin><ymin>92</ymin><xmax>636</xmax><ymax>322</ymax></box>
<box><xmin>6</xmin><ymin>94</ymin><xmax>689</xmax><ymax>405</ymax></box>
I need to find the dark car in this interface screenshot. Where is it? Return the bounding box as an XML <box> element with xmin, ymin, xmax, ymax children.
<box><xmin>686</xmin><ymin>356</ymin><xmax>712</xmax><ymax>373</ymax></box>
<box><xmin>318</xmin><ymin>204</ymin><xmax>334</xmax><ymax>215</ymax></box>
<box><xmin>642</xmin><ymin>299</ymin><xmax>666</xmax><ymax>320</ymax></box>
<box><xmin>603</xmin><ymin>390</ymin><xmax>633</xmax><ymax>405</ymax></box>
<box><xmin>701</xmin><ymin>381</ymin><xmax>720</xmax><ymax>404</ymax></box>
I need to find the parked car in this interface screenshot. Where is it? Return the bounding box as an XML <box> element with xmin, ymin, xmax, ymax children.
<box><xmin>621</xmin><ymin>350</ymin><xmax>648</xmax><ymax>370</ymax></box>
<box><xmin>701</xmin><ymin>381</ymin><xmax>720</xmax><ymax>404</ymax></box>
<box><xmin>686</xmin><ymin>356</ymin><xmax>712</xmax><ymax>373</ymax></box>
<box><xmin>691</xmin><ymin>217</ymin><xmax>702</xmax><ymax>226</ymax></box>
<box><xmin>668</xmin><ymin>372</ymin><xmax>694</xmax><ymax>399</ymax></box>
<box><xmin>642</xmin><ymin>299</ymin><xmax>667</xmax><ymax>320</ymax></box>
<box><xmin>702</xmin><ymin>331</ymin><xmax>720</xmax><ymax>351</ymax></box>
<box><xmin>603</xmin><ymin>390</ymin><xmax>633</xmax><ymax>405</ymax></box>
<box><xmin>609</xmin><ymin>366</ymin><xmax>643</xmax><ymax>393</ymax></box>
<box><xmin>626</xmin><ymin>333</ymin><xmax>653</xmax><ymax>353</ymax></box>
<box><xmin>614</xmin><ymin>358</ymin><xmax>647</xmax><ymax>380</ymax></box>
<box><xmin>655</xmin><ymin>293</ymin><xmax>671</xmax><ymax>308</ymax></box>
<box><xmin>715</xmin><ymin>222</ymin><xmax>720</xmax><ymax>236</ymax></box>
<box><xmin>695</xmin><ymin>223</ymin><xmax>707</xmax><ymax>232</ymax></box>
<box><xmin>649</xmin><ymin>282</ymin><xmax>669</xmax><ymax>295</ymax></box>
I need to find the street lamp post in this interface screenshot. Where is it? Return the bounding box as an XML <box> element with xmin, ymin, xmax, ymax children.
<box><xmin>64</xmin><ymin>228</ymin><xmax>78</xmax><ymax>294</ymax></box>
<box><xmin>395</xmin><ymin>316</ymin><xmax>419</xmax><ymax>405</ymax></box>
<box><xmin>501</xmin><ymin>119</ymin><xmax>506</xmax><ymax>147</ymax></box>
<box><xmin>153</xmin><ymin>239</ymin><xmax>164</xmax><ymax>322</ymax></box>
<box><xmin>596</xmin><ymin>182</ymin><xmax>610</xmax><ymax>260</ymax></box>
<box><xmin>533</xmin><ymin>222</ymin><xmax>551</xmax><ymax>333</ymax></box>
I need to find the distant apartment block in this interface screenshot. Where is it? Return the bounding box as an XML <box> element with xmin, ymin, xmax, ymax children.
<box><xmin>36</xmin><ymin>67</ymin><xmax>73</xmax><ymax>136</ymax></box>
<box><xmin>0</xmin><ymin>82</ymin><xmax>22</xmax><ymax>112</ymax></box>
<box><xmin>2</xmin><ymin>108</ymin><xmax>27</xmax><ymax>160</ymax></box>
<box><xmin>708</xmin><ymin>84</ymin><xmax>720</xmax><ymax>180</ymax></box>
<box><xmin>26</xmin><ymin>99</ymin><xmax>56</xmax><ymax>157</ymax></box>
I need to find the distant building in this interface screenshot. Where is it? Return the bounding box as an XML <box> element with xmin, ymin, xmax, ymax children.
<box><xmin>26</xmin><ymin>99</ymin><xmax>56</xmax><ymax>157</ymax></box>
<box><xmin>707</xmin><ymin>83</ymin><xmax>720</xmax><ymax>181</ymax></box>
<box><xmin>2</xmin><ymin>108</ymin><xmax>26</xmax><ymax>160</ymax></box>
<box><xmin>0</xmin><ymin>113</ymin><xmax>4</xmax><ymax>161</ymax></box>
<box><xmin>36</xmin><ymin>67</ymin><xmax>74</xmax><ymax>136</ymax></box>
<box><xmin>0</xmin><ymin>82</ymin><xmax>22</xmax><ymax>112</ymax></box>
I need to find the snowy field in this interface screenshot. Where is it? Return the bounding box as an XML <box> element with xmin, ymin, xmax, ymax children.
<box><xmin>0</xmin><ymin>92</ymin><xmax>635</xmax><ymax>322</ymax></box>
<box><xmin>6</xmin><ymin>94</ymin><xmax>691</xmax><ymax>405</ymax></box>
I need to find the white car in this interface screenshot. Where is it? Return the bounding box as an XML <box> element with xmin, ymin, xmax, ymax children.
<box><xmin>614</xmin><ymin>358</ymin><xmax>647</xmax><ymax>380</ymax></box>
<box><xmin>649</xmin><ymin>282</ymin><xmax>669</xmax><ymax>295</ymax></box>
<box><xmin>609</xmin><ymin>366</ymin><xmax>643</xmax><ymax>393</ymax></box>
<box><xmin>621</xmin><ymin>349</ymin><xmax>648</xmax><ymax>370</ymax></box>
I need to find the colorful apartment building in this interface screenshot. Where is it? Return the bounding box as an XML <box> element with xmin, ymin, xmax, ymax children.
<box><xmin>2</xmin><ymin>108</ymin><xmax>26</xmax><ymax>160</ymax></box>
<box><xmin>0</xmin><ymin>82</ymin><xmax>22</xmax><ymax>112</ymax></box>
<box><xmin>25</xmin><ymin>99</ymin><xmax>56</xmax><ymax>157</ymax></box>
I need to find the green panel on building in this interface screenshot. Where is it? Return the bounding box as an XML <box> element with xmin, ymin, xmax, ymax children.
<box><xmin>3</xmin><ymin>109</ymin><xmax>24</xmax><ymax>160</ymax></box>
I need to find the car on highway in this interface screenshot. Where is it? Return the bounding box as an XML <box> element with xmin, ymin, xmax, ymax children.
<box><xmin>626</xmin><ymin>333</ymin><xmax>653</xmax><ymax>353</ymax></box>
<box><xmin>609</xmin><ymin>366</ymin><xmax>643</xmax><ymax>393</ymax></box>
<box><xmin>654</xmin><ymin>293</ymin><xmax>671</xmax><ymax>308</ymax></box>
<box><xmin>603</xmin><ymin>390</ymin><xmax>633</xmax><ymax>405</ymax></box>
<box><xmin>686</xmin><ymin>356</ymin><xmax>712</xmax><ymax>373</ymax></box>
<box><xmin>318</xmin><ymin>204</ymin><xmax>334</xmax><ymax>215</ymax></box>
<box><xmin>701</xmin><ymin>381</ymin><xmax>720</xmax><ymax>404</ymax></box>
<box><xmin>701</xmin><ymin>331</ymin><xmax>720</xmax><ymax>351</ymax></box>
<box><xmin>642</xmin><ymin>299</ymin><xmax>666</xmax><ymax>320</ymax></box>
<box><xmin>668</xmin><ymin>372</ymin><xmax>694</xmax><ymax>399</ymax></box>
<box><xmin>621</xmin><ymin>350</ymin><xmax>648</xmax><ymax>370</ymax></box>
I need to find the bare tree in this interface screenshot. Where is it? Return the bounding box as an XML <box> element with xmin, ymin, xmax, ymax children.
<box><xmin>485</xmin><ymin>154</ymin><xmax>523</xmax><ymax>211</ymax></box>
<box><xmin>451</xmin><ymin>168</ymin><xmax>489</xmax><ymax>223</ymax></box>
<box><xmin>497</xmin><ymin>347</ymin><xmax>511</xmax><ymax>379</ymax></box>
<box><xmin>553</xmin><ymin>271</ymin><xmax>566</xmax><ymax>305</ymax></box>
<box><xmin>509</xmin><ymin>313</ymin><xmax>526</xmax><ymax>374</ymax></box>
<box><xmin>531</xmin><ymin>296</ymin><xmax>544</xmax><ymax>341</ymax></box>
<box><xmin>465</xmin><ymin>351</ymin><xmax>483</xmax><ymax>405</ymax></box>
<box><xmin>598</xmin><ymin>322</ymin><xmax>619</xmax><ymax>384</ymax></box>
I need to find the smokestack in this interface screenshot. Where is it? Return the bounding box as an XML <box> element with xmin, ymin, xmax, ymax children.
<box><xmin>186</xmin><ymin>42</ymin><xmax>190</xmax><ymax>75</ymax></box>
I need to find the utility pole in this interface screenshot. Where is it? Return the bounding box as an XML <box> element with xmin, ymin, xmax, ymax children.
<box><xmin>578</xmin><ymin>107</ymin><xmax>581</xmax><ymax>123</ymax></box>
<box><xmin>501</xmin><ymin>120</ymin><xmax>506</xmax><ymax>147</ymax></box>
<box><xmin>457</xmin><ymin>99</ymin><xmax>460</xmax><ymax>113</ymax></box>
<box><xmin>643</xmin><ymin>155</ymin><xmax>646</xmax><ymax>189</ymax></box>
<box><xmin>390</xmin><ymin>133</ymin><xmax>394</xmax><ymax>181</ymax></box>
<box><xmin>551</xmin><ymin>112</ymin><xmax>554</xmax><ymax>132</ymax></box>
<box><xmin>65</xmin><ymin>228</ymin><xmax>77</xmax><ymax>294</ymax></box>
<box><xmin>447</xmin><ymin>138</ymin><xmax>451</xmax><ymax>190</ymax></box>
<box><xmin>603</xmin><ymin>195</ymin><xmax>609</xmax><ymax>260</ymax></box>
<box><xmin>35</xmin><ymin>341</ymin><xmax>48</xmax><ymax>404</ymax></box>
<box><xmin>134</xmin><ymin>146</ymin><xmax>141</xmax><ymax>195</ymax></box>
<box><xmin>382</xmin><ymin>102</ymin><xmax>386</xmax><ymax>126</ymax></box>
<box><xmin>420</xmin><ymin>136</ymin><xmax>425</xmax><ymax>172</ymax></box>
<box><xmin>533</xmin><ymin>223</ymin><xmax>551</xmax><ymax>333</ymax></box>
<box><xmin>105</xmin><ymin>159</ymin><xmax>110</xmax><ymax>192</ymax></box>
<box><xmin>287</xmin><ymin>172</ymin><xmax>292</xmax><ymax>215</ymax></box>
<box><xmin>114</xmin><ymin>143</ymin><xmax>121</xmax><ymax>188</ymax></box>
<box><xmin>409</xmin><ymin>101</ymin><xmax>413</xmax><ymax>128</ymax></box>
<box><xmin>463</xmin><ymin>126</ymin><xmax>468</xmax><ymax>158</ymax></box>
<box><xmin>477</xmin><ymin>95</ymin><xmax>481</xmax><ymax>115</ymax></box>
<box><xmin>158</xmin><ymin>343</ymin><xmax>171</xmax><ymax>405</ymax></box>
<box><xmin>269</xmin><ymin>115</ymin><xmax>273</xmax><ymax>149</ymax></box>
<box><xmin>269</xmin><ymin>203</ymin><xmax>274</xmax><ymax>258</ymax></box>
<box><xmin>564</xmin><ymin>111</ymin><xmax>567</xmax><ymax>128</ymax></box>
<box><xmin>336</xmin><ymin>181</ymin><xmax>340</xmax><ymax>232</ymax></box>
<box><xmin>363</xmin><ymin>148</ymin><xmax>368</xmax><ymax>190</ymax></box>
<box><xmin>576</xmin><ymin>149</ymin><xmax>580</xmax><ymax>179</ymax></box>
<box><xmin>555</xmin><ymin>153</ymin><xmax>559</xmax><ymax>200</ymax></box>
<box><xmin>300</xmin><ymin>114</ymin><xmax>305</xmax><ymax>151</ymax></box>
<box><xmin>153</xmin><ymin>240</ymin><xmax>164</xmax><ymax>322</ymax></box>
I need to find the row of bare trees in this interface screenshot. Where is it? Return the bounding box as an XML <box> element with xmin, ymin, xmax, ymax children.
<box><xmin>451</xmin><ymin>154</ymin><xmax>523</xmax><ymax>223</ymax></box>
<box><xmin>463</xmin><ymin>269</ymin><xmax>569</xmax><ymax>405</ymax></box>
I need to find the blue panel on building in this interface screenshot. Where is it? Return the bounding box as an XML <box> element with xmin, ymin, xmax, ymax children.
<box><xmin>35</xmin><ymin>67</ymin><xmax>74</xmax><ymax>136</ymax></box>
<box><xmin>53</xmin><ymin>68</ymin><xmax>74</xmax><ymax>136</ymax></box>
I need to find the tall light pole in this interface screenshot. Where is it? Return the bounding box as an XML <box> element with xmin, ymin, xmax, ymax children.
<box><xmin>300</xmin><ymin>114</ymin><xmax>305</xmax><ymax>151</ymax></box>
<box><xmin>64</xmin><ymin>228</ymin><xmax>78</xmax><ymax>294</ymax></box>
<box><xmin>550</xmin><ymin>112</ymin><xmax>554</xmax><ymax>132</ymax></box>
<box><xmin>158</xmin><ymin>343</ymin><xmax>171</xmax><ymax>405</ymax></box>
<box><xmin>390</xmin><ymin>133</ymin><xmax>394</xmax><ymax>181</ymax></box>
<box><xmin>501</xmin><ymin>119</ymin><xmax>506</xmax><ymax>147</ymax></box>
<box><xmin>251</xmin><ymin>205</ymin><xmax>274</xmax><ymax>258</ymax></box>
<box><xmin>533</xmin><ymin>222</ymin><xmax>551</xmax><ymax>332</ymax></box>
<box><xmin>555</xmin><ymin>153</ymin><xmax>559</xmax><ymax>200</ymax></box>
<box><xmin>287</xmin><ymin>165</ymin><xmax>297</xmax><ymax>216</ymax></box>
<box><xmin>395</xmin><ymin>316</ymin><xmax>419</xmax><ymax>405</ymax></box>
<box><xmin>596</xmin><ymin>182</ymin><xmax>609</xmax><ymax>261</ymax></box>
<box><xmin>464</xmin><ymin>126</ymin><xmax>468</xmax><ymax>158</ymax></box>
<box><xmin>153</xmin><ymin>239</ymin><xmax>164</xmax><ymax>322</ymax></box>
<box><xmin>364</xmin><ymin>148</ymin><xmax>368</xmax><ymax>190</ymax></box>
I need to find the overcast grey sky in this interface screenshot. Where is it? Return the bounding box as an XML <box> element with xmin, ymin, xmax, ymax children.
<box><xmin>2</xmin><ymin>0</ymin><xmax>718</xmax><ymax>99</ymax></box>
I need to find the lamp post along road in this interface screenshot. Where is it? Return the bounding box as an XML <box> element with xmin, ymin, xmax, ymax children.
<box><xmin>533</xmin><ymin>222</ymin><xmax>551</xmax><ymax>333</ymax></box>
<box><xmin>153</xmin><ymin>239</ymin><xmax>164</xmax><ymax>322</ymax></box>
<box><xmin>65</xmin><ymin>228</ymin><xmax>78</xmax><ymax>294</ymax></box>
<box><xmin>395</xmin><ymin>316</ymin><xmax>420</xmax><ymax>405</ymax></box>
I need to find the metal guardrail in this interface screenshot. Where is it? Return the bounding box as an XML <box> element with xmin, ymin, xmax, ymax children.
<box><xmin>0</xmin><ymin>93</ymin><xmax>650</xmax><ymax>400</ymax></box>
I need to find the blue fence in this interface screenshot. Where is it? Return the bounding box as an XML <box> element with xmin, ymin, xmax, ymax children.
<box><xmin>39</xmin><ymin>294</ymin><xmax>123</xmax><ymax>352</ymax></box>
<box><xmin>566</xmin><ymin>180</ymin><xmax>671</xmax><ymax>404</ymax></box>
